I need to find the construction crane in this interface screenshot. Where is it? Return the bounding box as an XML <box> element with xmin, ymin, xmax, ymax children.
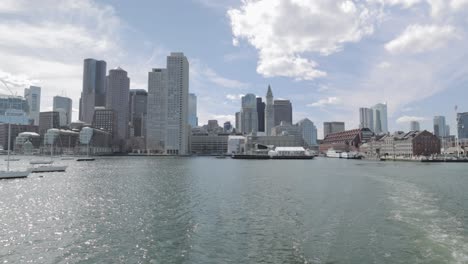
<box><xmin>0</xmin><ymin>79</ymin><xmax>18</xmax><ymax>96</ymax></box>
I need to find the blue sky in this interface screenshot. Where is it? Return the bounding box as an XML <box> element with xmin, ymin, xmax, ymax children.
<box><xmin>0</xmin><ymin>0</ymin><xmax>467</xmax><ymax>138</ymax></box>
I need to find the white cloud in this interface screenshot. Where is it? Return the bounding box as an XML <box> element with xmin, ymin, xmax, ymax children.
<box><xmin>228</xmin><ymin>0</ymin><xmax>378</xmax><ymax>80</ymax></box>
<box><xmin>308</xmin><ymin>97</ymin><xmax>342</xmax><ymax>107</ymax></box>
<box><xmin>191</xmin><ymin>60</ymin><xmax>248</xmax><ymax>89</ymax></box>
<box><xmin>225</xmin><ymin>94</ymin><xmax>244</xmax><ymax>101</ymax></box>
<box><xmin>396</xmin><ymin>115</ymin><xmax>427</xmax><ymax>123</ymax></box>
<box><xmin>385</xmin><ymin>24</ymin><xmax>458</xmax><ymax>54</ymax></box>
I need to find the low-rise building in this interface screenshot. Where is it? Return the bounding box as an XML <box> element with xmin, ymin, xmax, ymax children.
<box><xmin>14</xmin><ymin>132</ymin><xmax>41</xmax><ymax>154</ymax></box>
<box><xmin>79</xmin><ymin>127</ymin><xmax>112</xmax><ymax>155</ymax></box>
<box><xmin>319</xmin><ymin>128</ymin><xmax>373</xmax><ymax>153</ymax></box>
<box><xmin>0</xmin><ymin>123</ymin><xmax>39</xmax><ymax>151</ymax></box>
<box><xmin>43</xmin><ymin>129</ymin><xmax>79</xmax><ymax>154</ymax></box>
<box><xmin>367</xmin><ymin>130</ymin><xmax>440</xmax><ymax>157</ymax></box>
<box><xmin>190</xmin><ymin>132</ymin><xmax>229</xmax><ymax>155</ymax></box>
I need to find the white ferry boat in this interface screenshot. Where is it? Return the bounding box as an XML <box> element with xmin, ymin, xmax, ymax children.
<box><xmin>326</xmin><ymin>149</ymin><xmax>342</xmax><ymax>158</ymax></box>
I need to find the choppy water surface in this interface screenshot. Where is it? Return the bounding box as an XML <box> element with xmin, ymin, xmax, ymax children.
<box><xmin>0</xmin><ymin>157</ymin><xmax>467</xmax><ymax>263</ymax></box>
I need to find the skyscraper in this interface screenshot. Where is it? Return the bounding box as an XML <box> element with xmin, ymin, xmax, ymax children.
<box><xmin>235</xmin><ymin>112</ymin><xmax>241</xmax><ymax>131</ymax></box>
<box><xmin>146</xmin><ymin>52</ymin><xmax>189</xmax><ymax>155</ymax></box>
<box><xmin>129</xmin><ymin>89</ymin><xmax>147</xmax><ymax>137</ymax></box>
<box><xmin>359</xmin><ymin>107</ymin><xmax>373</xmax><ymax>131</ymax></box>
<box><xmin>274</xmin><ymin>100</ymin><xmax>293</xmax><ymax>126</ymax></box>
<box><xmin>80</xmin><ymin>58</ymin><xmax>106</xmax><ymax>124</ymax></box>
<box><xmin>297</xmin><ymin>118</ymin><xmax>318</xmax><ymax>146</ymax></box>
<box><xmin>24</xmin><ymin>86</ymin><xmax>41</xmax><ymax>125</ymax></box>
<box><xmin>457</xmin><ymin>112</ymin><xmax>468</xmax><ymax>139</ymax></box>
<box><xmin>240</xmin><ymin>93</ymin><xmax>258</xmax><ymax>134</ymax></box>
<box><xmin>265</xmin><ymin>85</ymin><xmax>275</xmax><ymax>136</ymax></box>
<box><xmin>433</xmin><ymin>116</ymin><xmax>446</xmax><ymax>138</ymax></box>
<box><xmin>189</xmin><ymin>93</ymin><xmax>198</xmax><ymax>128</ymax></box>
<box><xmin>445</xmin><ymin>125</ymin><xmax>450</xmax><ymax>137</ymax></box>
<box><xmin>106</xmin><ymin>67</ymin><xmax>130</xmax><ymax>141</ymax></box>
<box><xmin>323</xmin><ymin>122</ymin><xmax>345</xmax><ymax>138</ymax></box>
<box><xmin>372</xmin><ymin>103</ymin><xmax>388</xmax><ymax>134</ymax></box>
<box><xmin>53</xmin><ymin>96</ymin><xmax>72</xmax><ymax>127</ymax></box>
<box><xmin>39</xmin><ymin>111</ymin><xmax>59</xmax><ymax>135</ymax></box>
<box><xmin>92</xmin><ymin>108</ymin><xmax>116</xmax><ymax>138</ymax></box>
<box><xmin>256</xmin><ymin>97</ymin><xmax>265</xmax><ymax>132</ymax></box>
<box><xmin>410</xmin><ymin>121</ymin><xmax>420</xmax><ymax>131</ymax></box>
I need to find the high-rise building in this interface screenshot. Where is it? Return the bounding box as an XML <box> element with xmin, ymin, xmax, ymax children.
<box><xmin>0</xmin><ymin>95</ymin><xmax>30</xmax><ymax>125</ymax></box>
<box><xmin>80</xmin><ymin>58</ymin><xmax>107</xmax><ymax>123</ymax></box>
<box><xmin>297</xmin><ymin>118</ymin><xmax>318</xmax><ymax>146</ymax></box>
<box><xmin>445</xmin><ymin>125</ymin><xmax>450</xmax><ymax>137</ymax></box>
<box><xmin>323</xmin><ymin>122</ymin><xmax>345</xmax><ymax>138</ymax></box>
<box><xmin>256</xmin><ymin>97</ymin><xmax>265</xmax><ymax>132</ymax></box>
<box><xmin>146</xmin><ymin>52</ymin><xmax>189</xmax><ymax>155</ymax></box>
<box><xmin>53</xmin><ymin>96</ymin><xmax>72</xmax><ymax>127</ymax></box>
<box><xmin>24</xmin><ymin>86</ymin><xmax>41</xmax><ymax>125</ymax></box>
<box><xmin>433</xmin><ymin>116</ymin><xmax>447</xmax><ymax>138</ymax></box>
<box><xmin>372</xmin><ymin>103</ymin><xmax>388</xmax><ymax>134</ymax></box>
<box><xmin>224</xmin><ymin>121</ymin><xmax>232</xmax><ymax>132</ymax></box>
<box><xmin>189</xmin><ymin>93</ymin><xmax>198</xmax><ymax>128</ymax></box>
<box><xmin>106</xmin><ymin>67</ymin><xmax>130</xmax><ymax>141</ymax></box>
<box><xmin>457</xmin><ymin>112</ymin><xmax>468</xmax><ymax>139</ymax></box>
<box><xmin>129</xmin><ymin>89</ymin><xmax>147</xmax><ymax>137</ymax></box>
<box><xmin>39</xmin><ymin>111</ymin><xmax>60</xmax><ymax>135</ymax></box>
<box><xmin>274</xmin><ymin>99</ymin><xmax>292</xmax><ymax>126</ymax></box>
<box><xmin>235</xmin><ymin>112</ymin><xmax>241</xmax><ymax>131</ymax></box>
<box><xmin>92</xmin><ymin>108</ymin><xmax>116</xmax><ymax>138</ymax></box>
<box><xmin>240</xmin><ymin>93</ymin><xmax>258</xmax><ymax>134</ymax></box>
<box><xmin>264</xmin><ymin>85</ymin><xmax>275</xmax><ymax>136</ymax></box>
<box><xmin>359</xmin><ymin>107</ymin><xmax>373</xmax><ymax>131</ymax></box>
<box><xmin>410</xmin><ymin>121</ymin><xmax>420</xmax><ymax>131</ymax></box>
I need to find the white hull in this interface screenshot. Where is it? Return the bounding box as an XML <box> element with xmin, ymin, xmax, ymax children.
<box><xmin>326</xmin><ymin>150</ymin><xmax>342</xmax><ymax>158</ymax></box>
<box><xmin>30</xmin><ymin>160</ymin><xmax>53</xmax><ymax>165</ymax></box>
<box><xmin>31</xmin><ymin>165</ymin><xmax>67</xmax><ymax>173</ymax></box>
<box><xmin>0</xmin><ymin>170</ymin><xmax>30</xmax><ymax>179</ymax></box>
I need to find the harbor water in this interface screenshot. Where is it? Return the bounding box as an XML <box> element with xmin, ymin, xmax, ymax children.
<box><xmin>0</xmin><ymin>157</ymin><xmax>467</xmax><ymax>263</ymax></box>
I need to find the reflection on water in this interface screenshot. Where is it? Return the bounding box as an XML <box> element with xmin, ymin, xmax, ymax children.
<box><xmin>0</xmin><ymin>157</ymin><xmax>467</xmax><ymax>263</ymax></box>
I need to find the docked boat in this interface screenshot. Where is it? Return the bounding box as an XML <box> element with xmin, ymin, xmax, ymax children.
<box><xmin>5</xmin><ymin>158</ymin><xmax>20</xmax><ymax>161</ymax></box>
<box><xmin>269</xmin><ymin>147</ymin><xmax>314</xmax><ymax>160</ymax></box>
<box><xmin>326</xmin><ymin>149</ymin><xmax>342</xmax><ymax>158</ymax></box>
<box><xmin>0</xmin><ymin>123</ymin><xmax>30</xmax><ymax>179</ymax></box>
<box><xmin>30</xmin><ymin>160</ymin><xmax>53</xmax><ymax>165</ymax></box>
<box><xmin>76</xmin><ymin>158</ymin><xmax>95</xmax><ymax>161</ymax></box>
<box><xmin>30</xmin><ymin>165</ymin><xmax>67</xmax><ymax>173</ymax></box>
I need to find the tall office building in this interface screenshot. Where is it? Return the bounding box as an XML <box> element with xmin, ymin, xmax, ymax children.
<box><xmin>274</xmin><ymin>100</ymin><xmax>292</xmax><ymax>126</ymax></box>
<box><xmin>146</xmin><ymin>52</ymin><xmax>189</xmax><ymax>155</ymax></box>
<box><xmin>372</xmin><ymin>103</ymin><xmax>388</xmax><ymax>134</ymax></box>
<box><xmin>410</xmin><ymin>121</ymin><xmax>420</xmax><ymax>131</ymax></box>
<box><xmin>457</xmin><ymin>112</ymin><xmax>468</xmax><ymax>139</ymax></box>
<box><xmin>297</xmin><ymin>118</ymin><xmax>318</xmax><ymax>146</ymax></box>
<box><xmin>39</xmin><ymin>111</ymin><xmax>60</xmax><ymax>135</ymax></box>
<box><xmin>106</xmin><ymin>67</ymin><xmax>130</xmax><ymax>141</ymax></box>
<box><xmin>92</xmin><ymin>108</ymin><xmax>116</xmax><ymax>138</ymax></box>
<box><xmin>433</xmin><ymin>116</ymin><xmax>447</xmax><ymax>138</ymax></box>
<box><xmin>323</xmin><ymin>122</ymin><xmax>345</xmax><ymax>138</ymax></box>
<box><xmin>53</xmin><ymin>96</ymin><xmax>72</xmax><ymax>127</ymax></box>
<box><xmin>0</xmin><ymin>95</ymin><xmax>30</xmax><ymax>125</ymax></box>
<box><xmin>24</xmin><ymin>86</ymin><xmax>41</xmax><ymax>125</ymax></box>
<box><xmin>359</xmin><ymin>107</ymin><xmax>373</xmax><ymax>131</ymax></box>
<box><xmin>80</xmin><ymin>58</ymin><xmax>107</xmax><ymax>123</ymax></box>
<box><xmin>256</xmin><ymin>97</ymin><xmax>265</xmax><ymax>132</ymax></box>
<box><xmin>240</xmin><ymin>93</ymin><xmax>258</xmax><ymax>134</ymax></box>
<box><xmin>235</xmin><ymin>112</ymin><xmax>241</xmax><ymax>131</ymax></box>
<box><xmin>129</xmin><ymin>89</ymin><xmax>147</xmax><ymax>137</ymax></box>
<box><xmin>265</xmin><ymin>85</ymin><xmax>275</xmax><ymax>136</ymax></box>
<box><xmin>189</xmin><ymin>93</ymin><xmax>198</xmax><ymax>128</ymax></box>
<box><xmin>445</xmin><ymin>125</ymin><xmax>450</xmax><ymax>137</ymax></box>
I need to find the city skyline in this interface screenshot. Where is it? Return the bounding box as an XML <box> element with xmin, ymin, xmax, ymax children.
<box><xmin>0</xmin><ymin>1</ymin><xmax>467</xmax><ymax>138</ymax></box>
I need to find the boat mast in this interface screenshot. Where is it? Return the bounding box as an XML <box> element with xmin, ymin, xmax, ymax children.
<box><xmin>7</xmin><ymin>123</ymin><xmax>11</xmax><ymax>172</ymax></box>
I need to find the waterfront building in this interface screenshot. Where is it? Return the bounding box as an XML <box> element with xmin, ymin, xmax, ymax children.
<box><xmin>53</xmin><ymin>96</ymin><xmax>72</xmax><ymax>127</ymax></box>
<box><xmin>80</xmin><ymin>58</ymin><xmax>107</xmax><ymax>123</ymax></box>
<box><xmin>106</xmin><ymin>67</ymin><xmax>130</xmax><ymax>141</ymax></box>
<box><xmin>227</xmin><ymin>135</ymin><xmax>246</xmax><ymax>154</ymax></box>
<box><xmin>0</xmin><ymin>95</ymin><xmax>30</xmax><ymax>125</ymax></box>
<box><xmin>379</xmin><ymin>130</ymin><xmax>440</xmax><ymax>157</ymax></box>
<box><xmin>24</xmin><ymin>86</ymin><xmax>41</xmax><ymax>125</ymax></box>
<box><xmin>457</xmin><ymin>112</ymin><xmax>468</xmax><ymax>139</ymax></box>
<box><xmin>323</xmin><ymin>122</ymin><xmax>345</xmax><ymax>138</ymax></box>
<box><xmin>79</xmin><ymin>127</ymin><xmax>112</xmax><ymax>155</ymax></box>
<box><xmin>274</xmin><ymin>99</ymin><xmax>292</xmax><ymax>126</ymax></box>
<box><xmin>297</xmin><ymin>118</ymin><xmax>318</xmax><ymax>146</ymax></box>
<box><xmin>265</xmin><ymin>85</ymin><xmax>275</xmax><ymax>136</ymax></box>
<box><xmin>43</xmin><ymin>129</ymin><xmax>79</xmax><ymax>154</ymax></box>
<box><xmin>146</xmin><ymin>52</ymin><xmax>189</xmax><ymax>155</ymax></box>
<box><xmin>271</xmin><ymin>121</ymin><xmax>304</xmax><ymax>146</ymax></box>
<box><xmin>319</xmin><ymin>128</ymin><xmax>373</xmax><ymax>153</ymax></box>
<box><xmin>92</xmin><ymin>108</ymin><xmax>116</xmax><ymax>139</ymax></box>
<box><xmin>359</xmin><ymin>107</ymin><xmax>374</xmax><ymax>131</ymax></box>
<box><xmin>240</xmin><ymin>93</ymin><xmax>258</xmax><ymax>134</ymax></box>
<box><xmin>189</xmin><ymin>93</ymin><xmax>198</xmax><ymax>128</ymax></box>
<box><xmin>372</xmin><ymin>103</ymin><xmax>388</xmax><ymax>134</ymax></box>
<box><xmin>39</xmin><ymin>111</ymin><xmax>60</xmax><ymax>135</ymax></box>
<box><xmin>433</xmin><ymin>116</ymin><xmax>447</xmax><ymax>138</ymax></box>
<box><xmin>410</xmin><ymin>121</ymin><xmax>420</xmax><ymax>131</ymax></box>
<box><xmin>0</xmin><ymin>123</ymin><xmax>38</xmax><ymax>151</ymax></box>
<box><xmin>14</xmin><ymin>132</ymin><xmax>41</xmax><ymax>154</ymax></box>
<box><xmin>129</xmin><ymin>89</ymin><xmax>147</xmax><ymax>137</ymax></box>
<box><xmin>257</xmin><ymin>97</ymin><xmax>265</xmax><ymax>132</ymax></box>
<box><xmin>190</xmin><ymin>132</ymin><xmax>229</xmax><ymax>155</ymax></box>
<box><xmin>245</xmin><ymin>134</ymin><xmax>303</xmax><ymax>154</ymax></box>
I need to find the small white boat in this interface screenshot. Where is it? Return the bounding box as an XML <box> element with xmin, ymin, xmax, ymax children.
<box><xmin>30</xmin><ymin>165</ymin><xmax>67</xmax><ymax>173</ymax></box>
<box><xmin>30</xmin><ymin>160</ymin><xmax>54</xmax><ymax>165</ymax></box>
<box><xmin>4</xmin><ymin>158</ymin><xmax>20</xmax><ymax>161</ymax></box>
<box><xmin>0</xmin><ymin>170</ymin><xmax>30</xmax><ymax>179</ymax></box>
<box><xmin>326</xmin><ymin>149</ymin><xmax>342</xmax><ymax>158</ymax></box>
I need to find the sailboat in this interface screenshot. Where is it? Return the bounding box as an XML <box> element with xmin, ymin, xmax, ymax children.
<box><xmin>30</xmin><ymin>129</ymin><xmax>68</xmax><ymax>173</ymax></box>
<box><xmin>0</xmin><ymin>123</ymin><xmax>30</xmax><ymax>179</ymax></box>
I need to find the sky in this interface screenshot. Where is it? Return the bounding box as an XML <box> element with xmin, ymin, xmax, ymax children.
<box><xmin>0</xmin><ymin>0</ymin><xmax>467</xmax><ymax>139</ymax></box>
